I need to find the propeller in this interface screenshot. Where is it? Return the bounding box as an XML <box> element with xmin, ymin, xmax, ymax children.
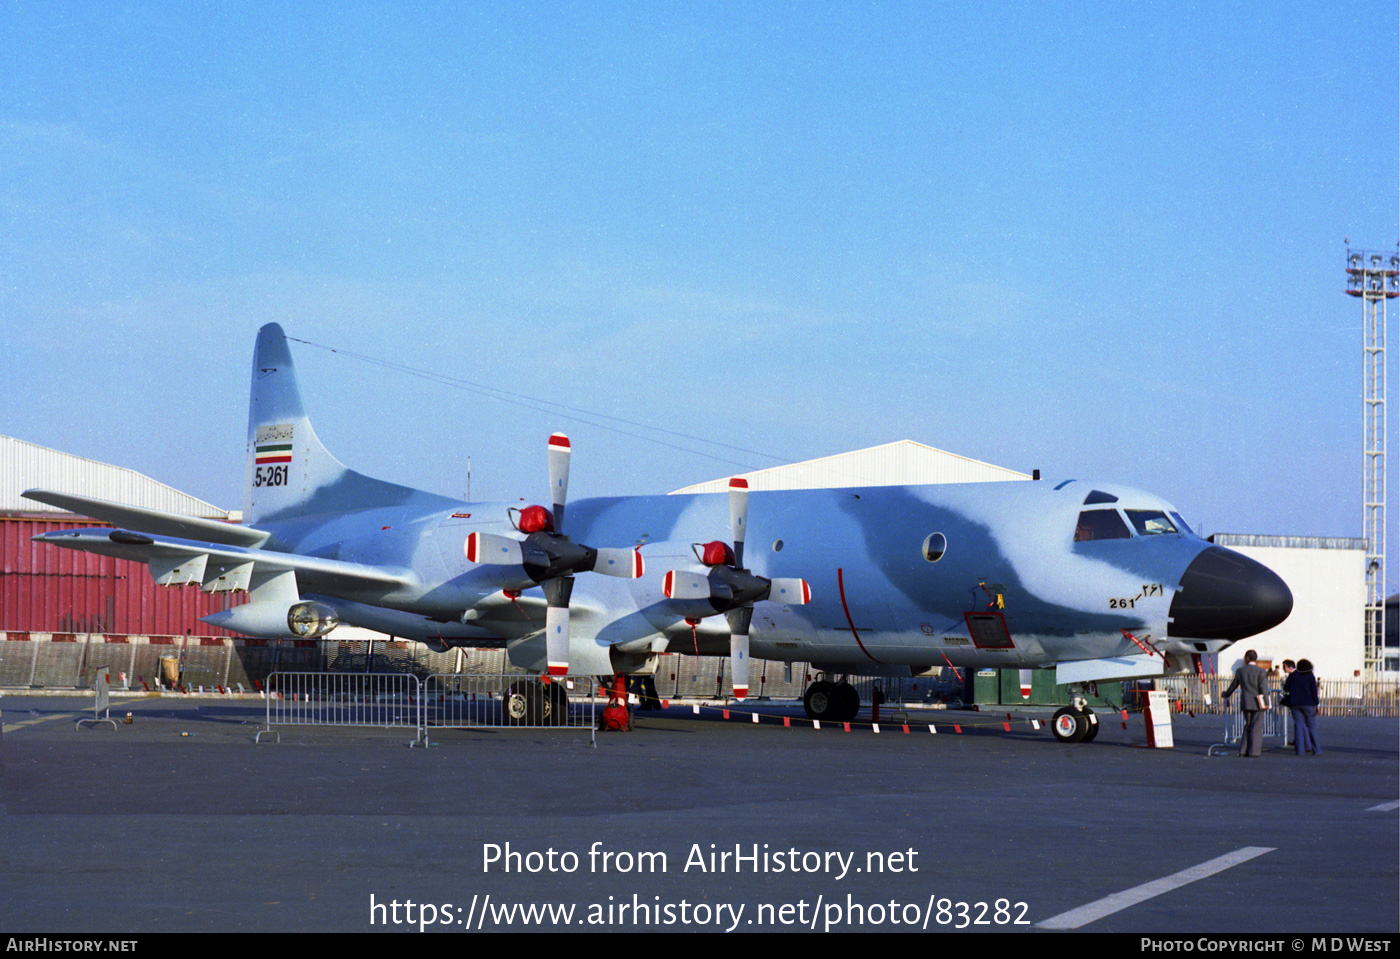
<box><xmin>663</xmin><ymin>477</ymin><xmax>810</xmax><ymax>699</ymax></box>
<box><xmin>465</xmin><ymin>433</ymin><xmax>643</xmax><ymax>676</ymax></box>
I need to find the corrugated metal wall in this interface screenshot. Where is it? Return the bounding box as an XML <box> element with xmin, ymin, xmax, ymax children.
<box><xmin>1</xmin><ymin>514</ymin><xmax>244</xmax><ymax>635</ymax></box>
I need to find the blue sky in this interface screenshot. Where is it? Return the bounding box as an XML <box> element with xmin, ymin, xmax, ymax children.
<box><xmin>2</xmin><ymin>2</ymin><xmax>1396</xmax><ymax>585</ymax></box>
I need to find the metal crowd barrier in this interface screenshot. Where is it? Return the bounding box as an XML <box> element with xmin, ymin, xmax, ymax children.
<box><xmin>1207</xmin><ymin>687</ymin><xmax>1291</xmax><ymax>756</ymax></box>
<box><xmin>257</xmin><ymin>671</ymin><xmax>426</xmax><ymax>745</ymax></box>
<box><xmin>423</xmin><ymin>674</ymin><xmax>597</xmax><ymax>745</ymax></box>
<box><xmin>256</xmin><ymin>671</ymin><xmax>600</xmax><ymax>744</ymax></box>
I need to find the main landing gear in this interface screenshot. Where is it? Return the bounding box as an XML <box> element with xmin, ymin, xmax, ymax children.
<box><xmin>504</xmin><ymin>679</ymin><xmax>570</xmax><ymax>726</ymax></box>
<box><xmin>1050</xmin><ymin>684</ymin><xmax>1099</xmax><ymax>743</ymax></box>
<box><xmin>803</xmin><ymin>677</ymin><xmax>860</xmax><ymax>723</ymax></box>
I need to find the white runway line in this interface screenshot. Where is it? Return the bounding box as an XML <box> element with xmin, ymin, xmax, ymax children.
<box><xmin>1036</xmin><ymin>846</ymin><xmax>1276</xmax><ymax>930</ymax></box>
<box><xmin>1366</xmin><ymin>800</ymin><xmax>1399</xmax><ymax>812</ymax></box>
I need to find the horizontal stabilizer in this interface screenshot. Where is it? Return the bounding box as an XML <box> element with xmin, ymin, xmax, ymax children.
<box><xmin>23</xmin><ymin>489</ymin><xmax>269</xmax><ymax>547</ymax></box>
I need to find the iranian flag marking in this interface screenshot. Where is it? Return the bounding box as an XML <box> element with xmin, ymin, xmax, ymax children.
<box><xmin>256</xmin><ymin>443</ymin><xmax>292</xmax><ymax>464</ymax></box>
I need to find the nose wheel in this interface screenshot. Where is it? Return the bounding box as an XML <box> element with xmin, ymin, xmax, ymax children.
<box><xmin>1051</xmin><ymin>705</ymin><xmax>1098</xmax><ymax>743</ymax></box>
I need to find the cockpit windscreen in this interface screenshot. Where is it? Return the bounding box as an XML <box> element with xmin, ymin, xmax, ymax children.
<box><xmin>1124</xmin><ymin>509</ymin><xmax>1178</xmax><ymax>536</ymax></box>
<box><xmin>1074</xmin><ymin>509</ymin><xmax>1132</xmax><ymax>541</ymax></box>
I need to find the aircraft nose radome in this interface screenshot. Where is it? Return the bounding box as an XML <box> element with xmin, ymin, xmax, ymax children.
<box><xmin>1168</xmin><ymin>546</ymin><xmax>1293</xmax><ymax>641</ymax></box>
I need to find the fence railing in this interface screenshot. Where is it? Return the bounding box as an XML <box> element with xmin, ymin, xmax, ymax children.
<box><xmin>1156</xmin><ymin>674</ymin><xmax>1400</xmax><ymax>718</ymax></box>
<box><xmin>256</xmin><ymin>671</ymin><xmax>599</xmax><ymax>744</ymax></box>
<box><xmin>9</xmin><ymin>635</ymin><xmax>1397</xmax><ymax>720</ymax></box>
<box><xmin>258</xmin><ymin>671</ymin><xmax>426</xmax><ymax>744</ymax></box>
<box><xmin>423</xmin><ymin>674</ymin><xmax>596</xmax><ymax>743</ymax></box>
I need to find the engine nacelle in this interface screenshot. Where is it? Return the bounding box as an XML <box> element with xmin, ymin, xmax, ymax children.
<box><xmin>202</xmin><ymin>600</ymin><xmax>340</xmax><ymax>639</ymax></box>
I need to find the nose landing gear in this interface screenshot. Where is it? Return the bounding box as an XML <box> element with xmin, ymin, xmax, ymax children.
<box><xmin>1050</xmin><ymin>687</ymin><xmax>1099</xmax><ymax>744</ymax></box>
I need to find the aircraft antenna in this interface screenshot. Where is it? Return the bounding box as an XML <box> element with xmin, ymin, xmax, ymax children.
<box><xmin>1346</xmin><ymin>241</ymin><xmax>1396</xmax><ymax>676</ymax></box>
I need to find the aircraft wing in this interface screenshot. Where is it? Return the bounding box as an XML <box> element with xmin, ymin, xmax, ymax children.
<box><xmin>22</xmin><ymin>489</ymin><xmax>271</xmax><ymax>548</ymax></box>
<box><xmin>31</xmin><ymin>527</ymin><xmax>416</xmax><ymax>596</ymax></box>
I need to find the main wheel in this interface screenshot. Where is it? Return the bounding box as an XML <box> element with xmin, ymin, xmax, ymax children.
<box><xmin>804</xmin><ymin>681</ymin><xmax>837</xmax><ymax>721</ymax></box>
<box><xmin>544</xmin><ymin>682</ymin><xmax>570</xmax><ymax>726</ymax></box>
<box><xmin>1051</xmin><ymin>706</ymin><xmax>1087</xmax><ymax>743</ymax></box>
<box><xmin>505</xmin><ymin>682</ymin><xmax>544</xmax><ymax>725</ymax></box>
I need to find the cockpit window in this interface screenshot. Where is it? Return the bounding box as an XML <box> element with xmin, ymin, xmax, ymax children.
<box><xmin>1075</xmin><ymin>509</ymin><xmax>1132</xmax><ymax>541</ymax></box>
<box><xmin>1083</xmin><ymin>489</ymin><xmax>1118</xmax><ymax>505</ymax></box>
<box><xmin>1124</xmin><ymin>509</ymin><xmax>1178</xmax><ymax>536</ymax></box>
<box><xmin>1170</xmin><ymin>512</ymin><xmax>1195</xmax><ymax>536</ymax></box>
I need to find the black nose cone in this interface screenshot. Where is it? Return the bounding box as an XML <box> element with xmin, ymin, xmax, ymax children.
<box><xmin>1168</xmin><ymin>546</ymin><xmax>1293</xmax><ymax>641</ymax></box>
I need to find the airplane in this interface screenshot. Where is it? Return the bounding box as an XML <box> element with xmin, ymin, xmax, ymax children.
<box><xmin>25</xmin><ymin>323</ymin><xmax>1293</xmax><ymax>742</ymax></box>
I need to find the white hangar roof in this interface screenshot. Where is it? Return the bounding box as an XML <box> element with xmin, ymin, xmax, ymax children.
<box><xmin>1</xmin><ymin>434</ymin><xmax>230</xmax><ymax>518</ymax></box>
<box><xmin>671</xmin><ymin>440</ymin><xmax>1031</xmax><ymax>494</ymax></box>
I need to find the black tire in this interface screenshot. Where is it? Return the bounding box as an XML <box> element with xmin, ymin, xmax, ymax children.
<box><xmin>836</xmin><ymin>683</ymin><xmax>861</xmax><ymax>722</ymax></box>
<box><xmin>1051</xmin><ymin>706</ymin><xmax>1087</xmax><ymax>743</ymax></box>
<box><xmin>1079</xmin><ymin>708</ymin><xmax>1099</xmax><ymax>742</ymax></box>
<box><xmin>505</xmin><ymin>682</ymin><xmax>544</xmax><ymax>725</ymax></box>
<box><xmin>804</xmin><ymin>681</ymin><xmax>837</xmax><ymax>721</ymax></box>
<box><xmin>544</xmin><ymin>682</ymin><xmax>569</xmax><ymax>726</ymax></box>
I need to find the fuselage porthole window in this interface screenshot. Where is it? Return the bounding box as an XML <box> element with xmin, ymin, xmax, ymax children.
<box><xmin>922</xmin><ymin>532</ymin><xmax>947</xmax><ymax>562</ymax></box>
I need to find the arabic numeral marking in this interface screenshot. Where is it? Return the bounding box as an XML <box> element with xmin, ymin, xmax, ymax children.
<box><xmin>1110</xmin><ymin>597</ymin><xmax>1136</xmax><ymax>609</ymax></box>
<box><xmin>1143</xmin><ymin>583</ymin><xmax>1163</xmax><ymax>597</ymax></box>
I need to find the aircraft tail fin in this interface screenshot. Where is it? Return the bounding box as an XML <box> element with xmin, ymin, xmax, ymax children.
<box><xmin>244</xmin><ymin>324</ymin><xmax>431</xmax><ymax>525</ymax></box>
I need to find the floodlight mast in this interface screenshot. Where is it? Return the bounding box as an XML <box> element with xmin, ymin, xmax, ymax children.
<box><xmin>1346</xmin><ymin>243</ymin><xmax>1397</xmax><ymax>675</ymax></box>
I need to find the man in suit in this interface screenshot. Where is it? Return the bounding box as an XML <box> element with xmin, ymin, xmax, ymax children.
<box><xmin>1223</xmin><ymin>649</ymin><xmax>1270</xmax><ymax>757</ymax></box>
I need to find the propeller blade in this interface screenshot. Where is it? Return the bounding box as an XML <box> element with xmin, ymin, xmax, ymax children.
<box><xmin>728</xmin><ymin>477</ymin><xmax>748</xmax><ymax>569</ymax></box>
<box><xmin>543</xmin><ymin>575</ymin><xmax>574</xmax><ymax>677</ymax></box>
<box><xmin>663</xmin><ymin>569</ymin><xmax>712</xmax><ymax>600</ymax></box>
<box><xmin>767</xmin><ymin>578</ymin><xmax>811</xmax><ymax>605</ymax></box>
<box><xmin>726</xmin><ymin>606</ymin><xmax>753</xmax><ymax>700</ymax></box>
<box><xmin>545</xmin><ymin>604</ymin><xmax>569</xmax><ymax>677</ymax></box>
<box><xmin>548</xmin><ymin>433</ymin><xmax>570</xmax><ymax>533</ymax></box>
<box><xmin>465</xmin><ymin>531</ymin><xmax>523</xmax><ymax>566</ymax></box>
<box><xmin>594</xmin><ymin>547</ymin><xmax>645</xmax><ymax>579</ymax></box>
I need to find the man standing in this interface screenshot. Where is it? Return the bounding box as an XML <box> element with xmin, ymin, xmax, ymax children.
<box><xmin>1223</xmin><ymin>649</ymin><xmax>1270</xmax><ymax>757</ymax></box>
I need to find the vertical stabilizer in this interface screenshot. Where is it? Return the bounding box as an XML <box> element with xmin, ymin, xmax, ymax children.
<box><xmin>244</xmin><ymin>324</ymin><xmax>441</xmax><ymax>525</ymax></box>
<box><xmin>244</xmin><ymin>324</ymin><xmax>351</xmax><ymax>525</ymax></box>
